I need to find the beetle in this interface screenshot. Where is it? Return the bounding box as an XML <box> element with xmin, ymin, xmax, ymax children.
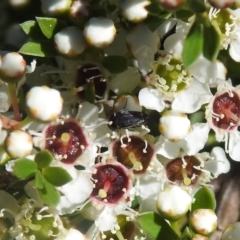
<box><xmin>108</xmin><ymin>110</ymin><xmax>149</xmax><ymax>130</ymax></box>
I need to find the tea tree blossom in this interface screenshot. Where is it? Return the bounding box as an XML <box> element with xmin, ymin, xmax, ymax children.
<box><xmin>205</xmin><ymin>80</ymin><xmax>240</xmax><ymax>161</ymax></box>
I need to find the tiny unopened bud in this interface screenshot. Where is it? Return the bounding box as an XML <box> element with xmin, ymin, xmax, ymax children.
<box><xmin>5</xmin><ymin>130</ymin><xmax>33</xmax><ymax>158</ymax></box>
<box><xmin>84</xmin><ymin>17</ymin><xmax>116</xmax><ymax>48</ymax></box>
<box><xmin>26</xmin><ymin>86</ymin><xmax>63</xmax><ymax>122</ymax></box>
<box><xmin>0</xmin><ymin>52</ymin><xmax>26</xmax><ymax>83</ymax></box>
<box><xmin>190</xmin><ymin>209</ymin><xmax>217</xmax><ymax>236</ymax></box>
<box><xmin>41</xmin><ymin>0</ymin><xmax>72</xmax><ymax>16</ymax></box>
<box><xmin>159</xmin><ymin>110</ymin><xmax>191</xmax><ymax>142</ymax></box>
<box><xmin>54</xmin><ymin>26</ymin><xmax>86</xmax><ymax>57</ymax></box>
<box><xmin>208</xmin><ymin>0</ymin><xmax>234</xmax><ymax>9</ymax></box>
<box><xmin>156</xmin><ymin>185</ymin><xmax>192</xmax><ymax>221</ymax></box>
<box><xmin>159</xmin><ymin>0</ymin><xmax>185</xmax><ymax>10</ymax></box>
<box><xmin>69</xmin><ymin>0</ymin><xmax>91</xmax><ymax>23</ymax></box>
<box><xmin>120</xmin><ymin>0</ymin><xmax>150</xmax><ymax>23</ymax></box>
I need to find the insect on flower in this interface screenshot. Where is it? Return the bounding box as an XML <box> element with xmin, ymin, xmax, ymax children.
<box><xmin>108</xmin><ymin>109</ymin><xmax>149</xmax><ymax>130</ymax></box>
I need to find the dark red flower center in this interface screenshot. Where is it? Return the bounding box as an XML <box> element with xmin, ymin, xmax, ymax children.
<box><xmin>111</xmin><ymin>136</ymin><xmax>154</xmax><ymax>174</ymax></box>
<box><xmin>212</xmin><ymin>91</ymin><xmax>240</xmax><ymax>130</ymax></box>
<box><xmin>76</xmin><ymin>63</ymin><xmax>107</xmax><ymax>101</ymax></box>
<box><xmin>44</xmin><ymin>120</ymin><xmax>88</xmax><ymax>164</ymax></box>
<box><xmin>166</xmin><ymin>156</ymin><xmax>201</xmax><ymax>185</ymax></box>
<box><xmin>91</xmin><ymin>164</ymin><xmax>129</xmax><ymax>204</ymax></box>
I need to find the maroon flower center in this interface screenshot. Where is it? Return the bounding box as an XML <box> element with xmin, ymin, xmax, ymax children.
<box><xmin>76</xmin><ymin>63</ymin><xmax>107</xmax><ymax>101</ymax></box>
<box><xmin>44</xmin><ymin>120</ymin><xmax>88</xmax><ymax>164</ymax></box>
<box><xmin>212</xmin><ymin>91</ymin><xmax>240</xmax><ymax>130</ymax></box>
<box><xmin>111</xmin><ymin>136</ymin><xmax>154</xmax><ymax>174</ymax></box>
<box><xmin>91</xmin><ymin>164</ymin><xmax>129</xmax><ymax>204</ymax></box>
<box><xmin>166</xmin><ymin>156</ymin><xmax>201</xmax><ymax>185</ymax></box>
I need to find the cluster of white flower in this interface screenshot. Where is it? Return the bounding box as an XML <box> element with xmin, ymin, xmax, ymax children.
<box><xmin>1</xmin><ymin>0</ymin><xmax>240</xmax><ymax>239</ymax></box>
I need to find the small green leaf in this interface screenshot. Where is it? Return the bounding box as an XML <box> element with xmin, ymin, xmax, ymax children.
<box><xmin>182</xmin><ymin>20</ymin><xmax>203</xmax><ymax>68</ymax></box>
<box><xmin>38</xmin><ymin>178</ymin><xmax>60</xmax><ymax>206</ymax></box>
<box><xmin>34</xmin><ymin>170</ymin><xmax>44</xmax><ymax>189</ymax></box>
<box><xmin>137</xmin><ymin>212</ymin><xmax>180</xmax><ymax>240</ymax></box>
<box><xmin>19</xmin><ymin>20</ymin><xmax>46</xmax><ymax>40</ymax></box>
<box><xmin>35</xmin><ymin>150</ymin><xmax>53</xmax><ymax>168</ymax></box>
<box><xmin>36</xmin><ymin>17</ymin><xmax>66</xmax><ymax>39</ymax></box>
<box><xmin>102</xmin><ymin>56</ymin><xmax>128</xmax><ymax>74</ymax></box>
<box><xmin>19</xmin><ymin>41</ymin><xmax>57</xmax><ymax>57</ymax></box>
<box><xmin>191</xmin><ymin>187</ymin><xmax>216</xmax><ymax>213</ymax></box>
<box><xmin>42</xmin><ymin>167</ymin><xmax>72</xmax><ymax>187</ymax></box>
<box><xmin>85</xmin><ymin>80</ymin><xmax>96</xmax><ymax>104</ymax></box>
<box><xmin>13</xmin><ymin>159</ymin><xmax>37</xmax><ymax>179</ymax></box>
<box><xmin>203</xmin><ymin>20</ymin><xmax>220</xmax><ymax>61</ymax></box>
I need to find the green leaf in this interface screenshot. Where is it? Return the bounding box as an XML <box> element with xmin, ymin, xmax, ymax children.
<box><xmin>34</xmin><ymin>170</ymin><xmax>44</xmax><ymax>189</ymax></box>
<box><xmin>42</xmin><ymin>167</ymin><xmax>72</xmax><ymax>187</ymax></box>
<box><xmin>203</xmin><ymin>20</ymin><xmax>220</xmax><ymax>61</ymax></box>
<box><xmin>191</xmin><ymin>187</ymin><xmax>216</xmax><ymax>213</ymax></box>
<box><xmin>102</xmin><ymin>55</ymin><xmax>128</xmax><ymax>74</ymax></box>
<box><xmin>13</xmin><ymin>158</ymin><xmax>37</xmax><ymax>179</ymax></box>
<box><xmin>35</xmin><ymin>150</ymin><xmax>53</xmax><ymax>168</ymax></box>
<box><xmin>36</xmin><ymin>17</ymin><xmax>66</xmax><ymax>39</ymax></box>
<box><xmin>137</xmin><ymin>212</ymin><xmax>180</xmax><ymax>240</ymax></box>
<box><xmin>38</xmin><ymin>178</ymin><xmax>60</xmax><ymax>206</ymax></box>
<box><xmin>19</xmin><ymin>41</ymin><xmax>57</xmax><ymax>57</ymax></box>
<box><xmin>182</xmin><ymin>20</ymin><xmax>203</xmax><ymax>68</ymax></box>
<box><xmin>19</xmin><ymin>20</ymin><xmax>46</xmax><ymax>40</ymax></box>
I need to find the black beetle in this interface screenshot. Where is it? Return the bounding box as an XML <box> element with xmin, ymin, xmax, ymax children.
<box><xmin>108</xmin><ymin>110</ymin><xmax>149</xmax><ymax>130</ymax></box>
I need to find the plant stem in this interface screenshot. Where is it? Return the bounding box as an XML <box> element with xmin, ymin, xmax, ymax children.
<box><xmin>14</xmin><ymin>116</ymin><xmax>33</xmax><ymax>130</ymax></box>
<box><xmin>8</xmin><ymin>83</ymin><xmax>21</xmax><ymax>121</ymax></box>
<box><xmin>170</xmin><ymin>220</ymin><xmax>181</xmax><ymax>237</ymax></box>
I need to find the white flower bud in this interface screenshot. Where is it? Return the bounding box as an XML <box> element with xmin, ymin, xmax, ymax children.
<box><xmin>26</xmin><ymin>86</ymin><xmax>63</xmax><ymax>122</ymax></box>
<box><xmin>156</xmin><ymin>185</ymin><xmax>192</xmax><ymax>221</ymax></box>
<box><xmin>41</xmin><ymin>0</ymin><xmax>72</xmax><ymax>16</ymax></box>
<box><xmin>222</xmin><ymin>222</ymin><xmax>240</xmax><ymax>240</ymax></box>
<box><xmin>54</xmin><ymin>26</ymin><xmax>86</xmax><ymax>57</ymax></box>
<box><xmin>0</xmin><ymin>52</ymin><xmax>26</xmax><ymax>83</ymax></box>
<box><xmin>159</xmin><ymin>0</ymin><xmax>185</xmax><ymax>9</ymax></box>
<box><xmin>208</xmin><ymin>0</ymin><xmax>234</xmax><ymax>9</ymax></box>
<box><xmin>69</xmin><ymin>0</ymin><xmax>91</xmax><ymax>20</ymax></box>
<box><xmin>84</xmin><ymin>17</ymin><xmax>116</xmax><ymax>48</ymax></box>
<box><xmin>120</xmin><ymin>0</ymin><xmax>150</xmax><ymax>23</ymax></box>
<box><xmin>159</xmin><ymin>110</ymin><xmax>191</xmax><ymax>142</ymax></box>
<box><xmin>5</xmin><ymin>130</ymin><xmax>33</xmax><ymax>158</ymax></box>
<box><xmin>190</xmin><ymin>209</ymin><xmax>217</xmax><ymax>236</ymax></box>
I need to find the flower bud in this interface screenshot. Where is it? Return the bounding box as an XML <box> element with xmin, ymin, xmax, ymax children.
<box><xmin>159</xmin><ymin>0</ymin><xmax>185</xmax><ymax>10</ymax></box>
<box><xmin>208</xmin><ymin>0</ymin><xmax>234</xmax><ymax>9</ymax></box>
<box><xmin>190</xmin><ymin>209</ymin><xmax>217</xmax><ymax>236</ymax></box>
<box><xmin>41</xmin><ymin>0</ymin><xmax>72</xmax><ymax>16</ymax></box>
<box><xmin>26</xmin><ymin>86</ymin><xmax>63</xmax><ymax>122</ymax></box>
<box><xmin>84</xmin><ymin>17</ymin><xmax>116</xmax><ymax>48</ymax></box>
<box><xmin>159</xmin><ymin>110</ymin><xmax>191</xmax><ymax>142</ymax></box>
<box><xmin>0</xmin><ymin>52</ymin><xmax>26</xmax><ymax>83</ymax></box>
<box><xmin>120</xmin><ymin>0</ymin><xmax>150</xmax><ymax>23</ymax></box>
<box><xmin>156</xmin><ymin>185</ymin><xmax>192</xmax><ymax>221</ymax></box>
<box><xmin>54</xmin><ymin>26</ymin><xmax>86</xmax><ymax>57</ymax></box>
<box><xmin>5</xmin><ymin>130</ymin><xmax>33</xmax><ymax>158</ymax></box>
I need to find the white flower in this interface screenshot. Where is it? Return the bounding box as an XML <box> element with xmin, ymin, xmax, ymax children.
<box><xmin>205</xmin><ymin>80</ymin><xmax>240</xmax><ymax>161</ymax></box>
<box><xmin>56</xmin><ymin>166</ymin><xmax>93</xmax><ymax>215</ymax></box>
<box><xmin>155</xmin><ymin>123</ymin><xmax>210</xmax><ymax>159</ymax></box>
<box><xmin>126</xmin><ymin>24</ymin><xmax>160</xmax><ymax>74</ymax></box>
